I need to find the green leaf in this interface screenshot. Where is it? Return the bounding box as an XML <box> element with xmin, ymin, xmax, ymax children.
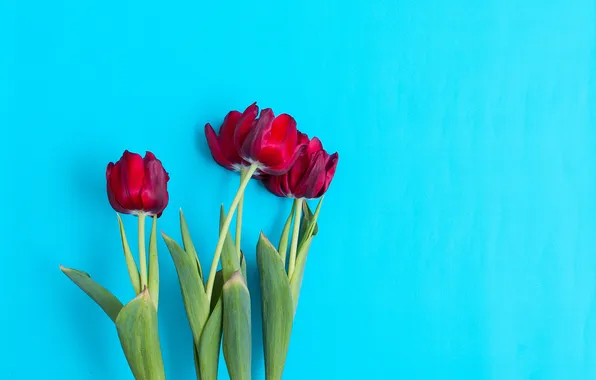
<box><xmin>198</xmin><ymin>296</ymin><xmax>223</xmax><ymax>380</ymax></box>
<box><xmin>180</xmin><ymin>209</ymin><xmax>203</xmax><ymax>280</ymax></box>
<box><xmin>117</xmin><ymin>214</ymin><xmax>141</xmax><ymax>294</ymax></box>
<box><xmin>278</xmin><ymin>202</ymin><xmax>295</xmax><ymax>266</ymax></box>
<box><xmin>222</xmin><ymin>271</ymin><xmax>251</xmax><ymax>380</ymax></box>
<box><xmin>193</xmin><ymin>343</ymin><xmax>201</xmax><ymax>380</ymax></box>
<box><xmin>210</xmin><ymin>270</ymin><xmax>224</xmax><ymax>312</ymax></box>
<box><xmin>163</xmin><ymin>233</ymin><xmax>210</xmax><ymax>348</ymax></box>
<box><xmin>299</xmin><ymin>200</ymin><xmax>319</xmax><ymax>242</ymax></box>
<box><xmin>116</xmin><ymin>289</ymin><xmax>166</xmax><ymax>380</ymax></box>
<box><xmin>60</xmin><ymin>266</ymin><xmax>123</xmax><ymax>322</ymax></box>
<box><xmin>240</xmin><ymin>251</ymin><xmax>248</xmax><ymax>284</ymax></box>
<box><xmin>219</xmin><ymin>205</ymin><xmax>241</xmax><ymax>282</ymax></box>
<box><xmin>289</xmin><ymin>237</ymin><xmax>313</xmax><ymax>313</ymax></box>
<box><xmin>148</xmin><ymin>215</ymin><xmax>159</xmax><ymax>309</ymax></box>
<box><xmin>257</xmin><ymin>233</ymin><xmax>294</xmax><ymax>380</ymax></box>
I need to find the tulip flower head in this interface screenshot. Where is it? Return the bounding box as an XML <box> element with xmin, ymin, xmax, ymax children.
<box><xmin>234</xmin><ymin>103</ymin><xmax>306</xmax><ymax>175</ymax></box>
<box><xmin>263</xmin><ymin>132</ymin><xmax>338</xmax><ymax>199</ymax></box>
<box><xmin>205</xmin><ymin>110</ymin><xmax>249</xmax><ymax>172</ymax></box>
<box><xmin>106</xmin><ymin>150</ymin><xmax>170</xmax><ymax>217</ymax></box>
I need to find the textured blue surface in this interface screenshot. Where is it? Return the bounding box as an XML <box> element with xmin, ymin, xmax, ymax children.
<box><xmin>1</xmin><ymin>0</ymin><xmax>596</xmax><ymax>379</ymax></box>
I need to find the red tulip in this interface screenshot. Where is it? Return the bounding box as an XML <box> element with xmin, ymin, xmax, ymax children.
<box><xmin>204</xmin><ymin>110</ymin><xmax>248</xmax><ymax>172</ymax></box>
<box><xmin>234</xmin><ymin>103</ymin><xmax>306</xmax><ymax>175</ymax></box>
<box><xmin>106</xmin><ymin>150</ymin><xmax>170</xmax><ymax>217</ymax></box>
<box><xmin>263</xmin><ymin>132</ymin><xmax>338</xmax><ymax>199</ymax></box>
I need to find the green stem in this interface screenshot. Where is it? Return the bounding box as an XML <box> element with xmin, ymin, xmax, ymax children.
<box><xmin>138</xmin><ymin>213</ymin><xmax>147</xmax><ymax>289</ymax></box>
<box><xmin>236</xmin><ymin>168</ymin><xmax>246</xmax><ymax>260</ymax></box>
<box><xmin>287</xmin><ymin>198</ymin><xmax>303</xmax><ymax>278</ymax></box>
<box><xmin>206</xmin><ymin>163</ymin><xmax>258</xmax><ymax>302</ymax></box>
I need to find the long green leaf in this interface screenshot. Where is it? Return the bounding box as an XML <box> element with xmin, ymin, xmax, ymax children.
<box><xmin>180</xmin><ymin>209</ymin><xmax>203</xmax><ymax>280</ymax></box>
<box><xmin>198</xmin><ymin>296</ymin><xmax>223</xmax><ymax>380</ymax></box>
<box><xmin>278</xmin><ymin>202</ymin><xmax>295</xmax><ymax>265</ymax></box>
<box><xmin>219</xmin><ymin>205</ymin><xmax>241</xmax><ymax>282</ymax></box>
<box><xmin>298</xmin><ymin>200</ymin><xmax>319</xmax><ymax>242</ymax></box>
<box><xmin>223</xmin><ymin>271</ymin><xmax>251</xmax><ymax>380</ymax></box>
<box><xmin>257</xmin><ymin>233</ymin><xmax>294</xmax><ymax>380</ymax></box>
<box><xmin>117</xmin><ymin>214</ymin><xmax>141</xmax><ymax>294</ymax></box>
<box><xmin>163</xmin><ymin>233</ymin><xmax>209</xmax><ymax>348</ymax></box>
<box><xmin>60</xmin><ymin>266</ymin><xmax>123</xmax><ymax>322</ymax></box>
<box><xmin>148</xmin><ymin>215</ymin><xmax>159</xmax><ymax>309</ymax></box>
<box><xmin>116</xmin><ymin>289</ymin><xmax>165</xmax><ymax>380</ymax></box>
<box><xmin>289</xmin><ymin>237</ymin><xmax>313</xmax><ymax>313</ymax></box>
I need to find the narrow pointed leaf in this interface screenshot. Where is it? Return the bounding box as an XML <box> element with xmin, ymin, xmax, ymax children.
<box><xmin>219</xmin><ymin>205</ymin><xmax>241</xmax><ymax>282</ymax></box>
<box><xmin>223</xmin><ymin>271</ymin><xmax>251</xmax><ymax>380</ymax></box>
<box><xmin>198</xmin><ymin>296</ymin><xmax>223</xmax><ymax>380</ymax></box>
<box><xmin>163</xmin><ymin>233</ymin><xmax>209</xmax><ymax>347</ymax></box>
<box><xmin>278</xmin><ymin>202</ymin><xmax>295</xmax><ymax>265</ymax></box>
<box><xmin>60</xmin><ymin>266</ymin><xmax>123</xmax><ymax>322</ymax></box>
<box><xmin>117</xmin><ymin>214</ymin><xmax>141</xmax><ymax>294</ymax></box>
<box><xmin>180</xmin><ymin>209</ymin><xmax>203</xmax><ymax>280</ymax></box>
<box><xmin>116</xmin><ymin>289</ymin><xmax>165</xmax><ymax>380</ymax></box>
<box><xmin>210</xmin><ymin>270</ymin><xmax>224</xmax><ymax>312</ymax></box>
<box><xmin>257</xmin><ymin>233</ymin><xmax>294</xmax><ymax>380</ymax></box>
<box><xmin>289</xmin><ymin>237</ymin><xmax>313</xmax><ymax>313</ymax></box>
<box><xmin>148</xmin><ymin>216</ymin><xmax>159</xmax><ymax>309</ymax></box>
<box><xmin>299</xmin><ymin>200</ymin><xmax>319</xmax><ymax>242</ymax></box>
<box><xmin>240</xmin><ymin>252</ymin><xmax>247</xmax><ymax>283</ymax></box>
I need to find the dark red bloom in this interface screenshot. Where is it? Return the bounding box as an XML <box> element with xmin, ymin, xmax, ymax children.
<box><xmin>106</xmin><ymin>150</ymin><xmax>170</xmax><ymax>217</ymax></box>
<box><xmin>263</xmin><ymin>132</ymin><xmax>338</xmax><ymax>199</ymax></box>
<box><xmin>205</xmin><ymin>110</ymin><xmax>247</xmax><ymax>172</ymax></box>
<box><xmin>235</xmin><ymin>103</ymin><xmax>306</xmax><ymax>175</ymax></box>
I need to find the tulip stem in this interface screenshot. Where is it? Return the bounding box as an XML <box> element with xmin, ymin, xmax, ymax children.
<box><xmin>288</xmin><ymin>198</ymin><xmax>303</xmax><ymax>278</ymax></box>
<box><xmin>206</xmin><ymin>163</ymin><xmax>258</xmax><ymax>302</ymax></box>
<box><xmin>236</xmin><ymin>168</ymin><xmax>246</xmax><ymax>260</ymax></box>
<box><xmin>138</xmin><ymin>213</ymin><xmax>147</xmax><ymax>289</ymax></box>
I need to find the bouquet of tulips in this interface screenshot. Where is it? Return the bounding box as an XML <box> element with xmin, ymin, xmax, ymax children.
<box><xmin>60</xmin><ymin>102</ymin><xmax>338</xmax><ymax>380</ymax></box>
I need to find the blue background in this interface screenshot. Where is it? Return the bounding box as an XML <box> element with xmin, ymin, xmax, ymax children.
<box><xmin>1</xmin><ymin>0</ymin><xmax>595</xmax><ymax>378</ymax></box>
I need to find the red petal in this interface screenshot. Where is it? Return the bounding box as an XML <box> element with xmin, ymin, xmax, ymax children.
<box><xmin>269</xmin><ymin>114</ymin><xmax>296</xmax><ymax>143</ymax></box>
<box><xmin>109</xmin><ymin>156</ymin><xmax>134</xmax><ymax>210</ymax></box>
<box><xmin>307</xmin><ymin>137</ymin><xmax>323</xmax><ymax>154</ymax></box>
<box><xmin>241</xmin><ymin>108</ymin><xmax>274</xmax><ymax>161</ymax></box>
<box><xmin>234</xmin><ymin>103</ymin><xmax>259</xmax><ymax>158</ymax></box>
<box><xmin>106</xmin><ymin>162</ymin><xmax>129</xmax><ymax>213</ymax></box>
<box><xmin>261</xmin><ymin>144</ymin><xmax>307</xmax><ymax>175</ymax></box>
<box><xmin>295</xmin><ymin>152</ymin><xmax>326</xmax><ymax>199</ymax></box>
<box><xmin>318</xmin><ymin>152</ymin><xmax>339</xmax><ymax>197</ymax></box>
<box><xmin>141</xmin><ymin>152</ymin><xmax>169</xmax><ymax>216</ymax></box>
<box><xmin>205</xmin><ymin>123</ymin><xmax>236</xmax><ymax>170</ymax></box>
<box><xmin>120</xmin><ymin>150</ymin><xmax>145</xmax><ymax>210</ymax></box>
<box><xmin>262</xmin><ymin>174</ymin><xmax>286</xmax><ymax>197</ymax></box>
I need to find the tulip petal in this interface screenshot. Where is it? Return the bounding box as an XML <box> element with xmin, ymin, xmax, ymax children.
<box><xmin>120</xmin><ymin>150</ymin><xmax>145</xmax><ymax>210</ymax></box>
<box><xmin>296</xmin><ymin>152</ymin><xmax>326</xmax><ymax>199</ymax></box>
<box><xmin>141</xmin><ymin>152</ymin><xmax>169</xmax><ymax>216</ymax></box>
<box><xmin>261</xmin><ymin>144</ymin><xmax>307</xmax><ymax>176</ymax></box>
<box><xmin>205</xmin><ymin>123</ymin><xmax>236</xmax><ymax>171</ymax></box>
<box><xmin>106</xmin><ymin>163</ymin><xmax>129</xmax><ymax>214</ymax></box>
<box><xmin>319</xmin><ymin>152</ymin><xmax>339</xmax><ymax>197</ymax></box>
<box><xmin>241</xmin><ymin>108</ymin><xmax>274</xmax><ymax>161</ymax></box>
<box><xmin>234</xmin><ymin>102</ymin><xmax>259</xmax><ymax>157</ymax></box>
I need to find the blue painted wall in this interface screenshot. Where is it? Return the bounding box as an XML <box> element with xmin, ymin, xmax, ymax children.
<box><xmin>1</xmin><ymin>0</ymin><xmax>595</xmax><ymax>378</ymax></box>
